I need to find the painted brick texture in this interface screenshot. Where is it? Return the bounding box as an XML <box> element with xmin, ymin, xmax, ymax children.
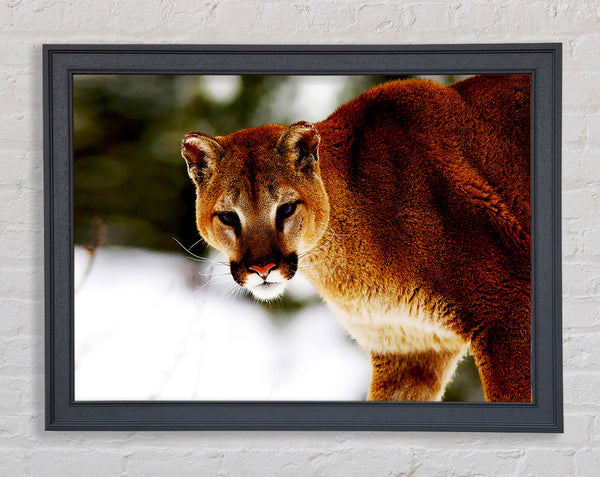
<box><xmin>0</xmin><ymin>1</ymin><xmax>598</xmax><ymax>475</ymax></box>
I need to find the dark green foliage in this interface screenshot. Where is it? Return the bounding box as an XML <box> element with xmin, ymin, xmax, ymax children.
<box><xmin>442</xmin><ymin>354</ymin><xmax>486</xmax><ymax>402</ymax></box>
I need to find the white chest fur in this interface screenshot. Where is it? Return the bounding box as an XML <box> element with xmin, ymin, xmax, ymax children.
<box><xmin>327</xmin><ymin>296</ymin><xmax>467</xmax><ymax>355</ymax></box>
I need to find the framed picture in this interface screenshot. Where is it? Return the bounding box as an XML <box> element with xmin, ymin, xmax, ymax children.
<box><xmin>44</xmin><ymin>44</ymin><xmax>562</xmax><ymax>431</ymax></box>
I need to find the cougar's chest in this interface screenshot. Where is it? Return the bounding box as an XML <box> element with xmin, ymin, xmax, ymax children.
<box><xmin>325</xmin><ymin>292</ymin><xmax>466</xmax><ymax>355</ymax></box>
<box><xmin>298</xmin><ymin>217</ymin><xmax>466</xmax><ymax>355</ymax></box>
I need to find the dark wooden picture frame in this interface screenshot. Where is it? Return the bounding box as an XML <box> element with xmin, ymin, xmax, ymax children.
<box><xmin>44</xmin><ymin>44</ymin><xmax>562</xmax><ymax>431</ymax></box>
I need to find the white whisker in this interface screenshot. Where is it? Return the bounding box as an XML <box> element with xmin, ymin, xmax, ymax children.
<box><xmin>298</xmin><ymin>231</ymin><xmax>337</xmax><ymax>260</ymax></box>
<box><xmin>172</xmin><ymin>237</ymin><xmax>228</xmax><ymax>265</ymax></box>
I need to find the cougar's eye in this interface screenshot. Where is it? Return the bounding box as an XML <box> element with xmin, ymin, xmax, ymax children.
<box><xmin>217</xmin><ymin>211</ymin><xmax>240</xmax><ymax>227</ymax></box>
<box><xmin>277</xmin><ymin>202</ymin><xmax>297</xmax><ymax>222</ymax></box>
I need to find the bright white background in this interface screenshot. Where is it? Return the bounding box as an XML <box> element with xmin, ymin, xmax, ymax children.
<box><xmin>74</xmin><ymin>247</ymin><xmax>370</xmax><ymax>401</ymax></box>
<box><xmin>1</xmin><ymin>1</ymin><xmax>599</xmax><ymax>475</ymax></box>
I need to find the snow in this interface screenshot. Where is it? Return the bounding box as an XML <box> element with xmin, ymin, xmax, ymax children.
<box><xmin>201</xmin><ymin>75</ymin><xmax>242</xmax><ymax>103</ymax></box>
<box><xmin>267</xmin><ymin>75</ymin><xmax>348</xmax><ymax>124</ymax></box>
<box><xmin>74</xmin><ymin>247</ymin><xmax>370</xmax><ymax>401</ymax></box>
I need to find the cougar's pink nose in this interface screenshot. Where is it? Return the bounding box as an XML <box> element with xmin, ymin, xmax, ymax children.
<box><xmin>249</xmin><ymin>263</ymin><xmax>276</xmax><ymax>279</ymax></box>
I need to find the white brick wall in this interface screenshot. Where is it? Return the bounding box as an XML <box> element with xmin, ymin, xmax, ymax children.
<box><xmin>0</xmin><ymin>1</ymin><xmax>598</xmax><ymax>475</ymax></box>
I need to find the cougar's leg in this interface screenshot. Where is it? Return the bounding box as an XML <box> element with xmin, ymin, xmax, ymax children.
<box><xmin>367</xmin><ymin>346</ymin><xmax>466</xmax><ymax>401</ymax></box>
<box><xmin>469</xmin><ymin>319</ymin><xmax>532</xmax><ymax>402</ymax></box>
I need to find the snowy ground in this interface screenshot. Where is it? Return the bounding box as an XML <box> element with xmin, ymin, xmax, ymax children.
<box><xmin>74</xmin><ymin>247</ymin><xmax>371</xmax><ymax>401</ymax></box>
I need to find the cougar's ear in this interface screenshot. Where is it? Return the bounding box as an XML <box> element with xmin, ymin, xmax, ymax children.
<box><xmin>276</xmin><ymin>121</ymin><xmax>321</xmax><ymax>172</ymax></box>
<box><xmin>181</xmin><ymin>132</ymin><xmax>224</xmax><ymax>184</ymax></box>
